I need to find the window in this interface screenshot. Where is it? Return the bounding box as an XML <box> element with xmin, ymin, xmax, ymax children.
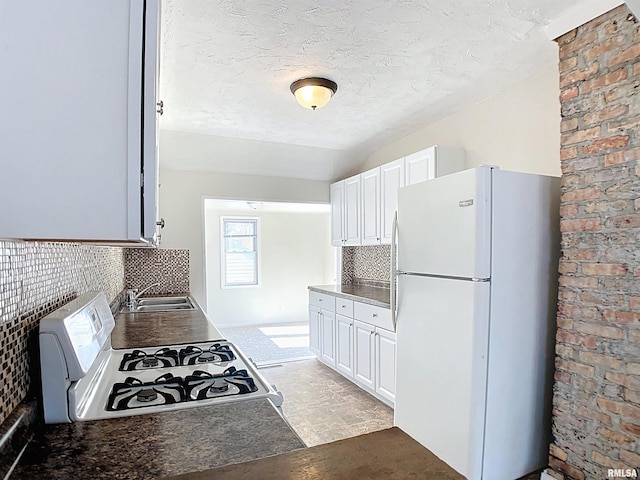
<box><xmin>221</xmin><ymin>217</ymin><xmax>258</xmax><ymax>287</ymax></box>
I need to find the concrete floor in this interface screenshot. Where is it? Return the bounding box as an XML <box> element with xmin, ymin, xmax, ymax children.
<box><xmin>259</xmin><ymin>359</ymin><xmax>394</xmax><ymax>447</ymax></box>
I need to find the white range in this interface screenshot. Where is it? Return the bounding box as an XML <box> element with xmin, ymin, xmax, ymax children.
<box><xmin>39</xmin><ymin>291</ymin><xmax>282</xmax><ymax>423</ymax></box>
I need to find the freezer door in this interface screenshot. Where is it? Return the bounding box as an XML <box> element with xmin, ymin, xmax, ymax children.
<box><xmin>394</xmin><ymin>274</ymin><xmax>490</xmax><ymax>480</ymax></box>
<box><xmin>397</xmin><ymin>166</ymin><xmax>491</xmax><ymax>279</ymax></box>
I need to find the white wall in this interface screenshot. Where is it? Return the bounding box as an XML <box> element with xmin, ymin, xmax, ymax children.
<box><xmin>360</xmin><ymin>66</ymin><xmax>561</xmax><ymax>177</ymax></box>
<box><xmin>204</xmin><ymin>208</ymin><xmax>335</xmax><ymax>327</ymax></box>
<box><xmin>158</xmin><ymin>169</ymin><xmax>330</xmax><ymax>309</ymax></box>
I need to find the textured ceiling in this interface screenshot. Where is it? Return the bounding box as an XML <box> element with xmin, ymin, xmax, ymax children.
<box><xmin>159</xmin><ymin>0</ymin><xmax>587</xmax><ymax>180</ymax></box>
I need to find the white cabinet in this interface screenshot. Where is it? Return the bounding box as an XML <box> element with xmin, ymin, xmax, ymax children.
<box><xmin>361</xmin><ymin>167</ymin><xmax>381</xmax><ymax>245</ymax></box>
<box><xmin>309</xmin><ymin>291</ymin><xmax>395</xmax><ymax>407</ymax></box>
<box><xmin>405</xmin><ymin>146</ymin><xmax>466</xmax><ymax>186</ymax></box>
<box><xmin>375</xmin><ymin>328</ymin><xmax>397</xmax><ymax>404</ymax></box>
<box><xmin>353</xmin><ymin>320</ymin><xmax>376</xmax><ymax>391</ymax></box>
<box><xmin>309</xmin><ymin>306</ymin><xmax>321</xmax><ymax>357</ymax></box>
<box><xmin>0</xmin><ymin>0</ymin><xmax>161</xmax><ymax>244</ymax></box>
<box><xmin>380</xmin><ymin>159</ymin><xmax>405</xmax><ymax>244</ymax></box>
<box><xmin>309</xmin><ymin>291</ymin><xmax>336</xmax><ymax>364</ymax></box>
<box><xmin>330</xmin><ymin>182</ymin><xmax>345</xmax><ymax>246</ymax></box>
<box><xmin>330</xmin><ymin>175</ymin><xmax>361</xmax><ymax>246</ymax></box>
<box><xmin>344</xmin><ymin>176</ymin><xmax>362</xmax><ymax>246</ymax></box>
<box><xmin>335</xmin><ymin>314</ymin><xmax>354</xmax><ymax>377</ymax></box>
<box><xmin>320</xmin><ymin>311</ymin><xmax>336</xmax><ymax>367</ymax></box>
<box><xmin>330</xmin><ymin>145</ymin><xmax>465</xmax><ymax>247</ymax></box>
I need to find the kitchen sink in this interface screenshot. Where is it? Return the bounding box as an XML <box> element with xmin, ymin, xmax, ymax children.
<box><xmin>120</xmin><ymin>296</ymin><xmax>196</xmax><ymax>313</ymax></box>
<box><xmin>134</xmin><ymin>303</ymin><xmax>195</xmax><ymax>312</ymax></box>
<box><xmin>137</xmin><ymin>296</ymin><xmax>192</xmax><ymax>306</ymax></box>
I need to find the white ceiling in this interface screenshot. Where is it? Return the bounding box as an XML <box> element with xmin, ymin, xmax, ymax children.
<box><xmin>159</xmin><ymin>0</ymin><xmax>598</xmax><ymax>181</ymax></box>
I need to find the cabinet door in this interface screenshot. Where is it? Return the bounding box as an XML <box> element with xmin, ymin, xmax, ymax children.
<box><xmin>360</xmin><ymin>167</ymin><xmax>381</xmax><ymax>245</ymax></box>
<box><xmin>308</xmin><ymin>306</ymin><xmax>321</xmax><ymax>357</ymax></box>
<box><xmin>0</xmin><ymin>0</ymin><xmax>159</xmax><ymax>243</ymax></box>
<box><xmin>335</xmin><ymin>314</ymin><xmax>354</xmax><ymax>377</ymax></box>
<box><xmin>343</xmin><ymin>175</ymin><xmax>361</xmax><ymax>246</ymax></box>
<box><xmin>380</xmin><ymin>159</ymin><xmax>405</xmax><ymax>244</ymax></box>
<box><xmin>330</xmin><ymin>181</ymin><xmax>345</xmax><ymax>246</ymax></box>
<box><xmin>141</xmin><ymin>0</ymin><xmax>162</xmax><ymax>242</ymax></box>
<box><xmin>404</xmin><ymin>146</ymin><xmax>436</xmax><ymax>186</ymax></box>
<box><xmin>353</xmin><ymin>320</ymin><xmax>375</xmax><ymax>390</ymax></box>
<box><xmin>320</xmin><ymin>311</ymin><xmax>336</xmax><ymax>367</ymax></box>
<box><xmin>375</xmin><ymin>328</ymin><xmax>397</xmax><ymax>404</ymax></box>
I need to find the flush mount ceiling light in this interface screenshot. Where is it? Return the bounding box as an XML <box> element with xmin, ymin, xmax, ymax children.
<box><xmin>290</xmin><ymin>77</ymin><xmax>338</xmax><ymax>110</ymax></box>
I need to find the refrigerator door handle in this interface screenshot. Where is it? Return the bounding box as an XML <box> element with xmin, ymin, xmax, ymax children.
<box><xmin>390</xmin><ymin>211</ymin><xmax>398</xmax><ymax>331</ymax></box>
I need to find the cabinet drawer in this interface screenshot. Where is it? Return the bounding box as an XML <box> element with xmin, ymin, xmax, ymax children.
<box><xmin>309</xmin><ymin>291</ymin><xmax>336</xmax><ymax>312</ymax></box>
<box><xmin>354</xmin><ymin>302</ymin><xmax>392</xmax><ymax>331</ymax></box>
<box><xmin>335</xmin><ymin>298</ymin><xmax>354</xmax><ymax>317</ymax></box>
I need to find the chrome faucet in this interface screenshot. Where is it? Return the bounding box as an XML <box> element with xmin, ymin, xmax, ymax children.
<box><xmin>125</xmin><ymin>282</ymin><xmax>161</xmax><ymax>308</ymax></box>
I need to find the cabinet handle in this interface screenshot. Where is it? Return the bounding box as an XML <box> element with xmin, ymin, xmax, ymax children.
<box><xmin>156</xmin><ymin>218</ymin><xmax>165</xmax><ymax>229</ymax></box>
<box><xmin>349</xmin><ymin>323</ymin><xmax>353</xmax><ymax>327</ymax></box>
<box><xmin>370</xmin><ymin>331</ymin><xmax>375</xmax><ymax>336</ymax></box>
<box><xmin>318</xmin><ymin>298</ymin><xmax>322</xmax><ymax>302</ymax></box>
<box><xmin>341</xmin><ymin>304</ymin><xmax>346</xmax><ymax>308</ymax></box>
<box><xmin>372</xmin><ymin>313</ymin><xmax>378</xmax><ymax>318</ymax></box>
<box><xmin>157</xmin><ymin>100</ymin><xmax>164</xmax><ymax>115</ymax></box>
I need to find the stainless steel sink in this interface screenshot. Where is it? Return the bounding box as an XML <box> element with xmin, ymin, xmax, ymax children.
<box><xmin>137</xmin><ymin>296</ymin><xmax>192</xmax><ymax>306</ymax></box>
<box><xmin>121</xmin><ymin>295</ymin><xmax>196</xmax><ymax>313</ymax></box>
<box><xmin>134</xmin><ymin>303</ymin><xmax>195</xmax><ymax>312</ymax></box>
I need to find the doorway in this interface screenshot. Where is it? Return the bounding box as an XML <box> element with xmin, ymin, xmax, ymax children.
<box><xmin>203</xmin><ymin>199</ymin><xmax>336</xmax><ymax>365</ymax></box>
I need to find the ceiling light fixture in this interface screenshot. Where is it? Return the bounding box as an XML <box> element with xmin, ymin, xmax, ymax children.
<box><xmin>290</xmin><ymin>77</ymin><xmax>338</xmax><ymax>110</ymax></box>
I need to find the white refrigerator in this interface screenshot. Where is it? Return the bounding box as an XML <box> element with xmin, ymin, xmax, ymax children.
<box><xmin>392</xmin><ymin>166</ymin><xmax>560</xmax><ymax>480</ymax></box>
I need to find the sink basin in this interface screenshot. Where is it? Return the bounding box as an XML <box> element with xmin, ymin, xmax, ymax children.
<box><xmin>134</xmin><ymin>303</ymin><xmax>195</xmax><ymax>312</ymax></box>
<box><xmin>137</xmin><ymin>296</ymin><xmax>192</xmax><ymax>306</ymax></box>
<box><xmin>121</xmin><ymin>296</ymin><xmax>196</xmax><ymax>313</ymax></box>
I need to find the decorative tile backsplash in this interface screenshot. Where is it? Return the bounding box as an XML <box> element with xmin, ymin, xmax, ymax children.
<box><xmin>124</xmin><ymin>248</ymin><xmax>189</xmax><ymax>294</ymax></box>
<box><xmin>0</xmin><ymin>240</ymin><xmax>124</xmax><ymax>426</ymax></box>
<box><xmin>342</xmin><ymin>245</ymin><xmax>391</xmax><ymax>285</ymax></box>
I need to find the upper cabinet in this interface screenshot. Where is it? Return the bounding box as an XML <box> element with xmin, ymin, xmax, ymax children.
<box><xmin>330</xmin><ymin>182</ymin><xmax>345</xmax><ymax>246</ymax></box>
<box><xmin>361</xmin><ymin>167</ymin><xmax>381</xmax><ymax>245</ymax></box>
<box><xmin>331</xmin><ymin>146</ymin><xmax>465</xmax><ymax>247</ymax></box>
<box><xmin>0</xmin><ymin>0</ymin><xmax>161</xmax><ymax>245</ymax></box>
<box><xmin>380</xmin><ymin>159</ymin><xmax>405</xmax><ymax>244</ymax></box>
<box><xmin>404</xmin><ymin>146</ymin><xmax>466</xmax><ymax>186</ymax></box>
<box><xmin>331</xmin><ymin>175</ymin><xmax>361</xmax><ymax>246</ymax></box>
<box><xmin>344</xmin><ymin>176</ymin><xmax>362</xmax><ymax>245</ymax></box>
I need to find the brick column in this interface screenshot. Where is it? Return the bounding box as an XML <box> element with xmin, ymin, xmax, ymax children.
<box><xmin>548</xmin><ymin>5</ymin><xmax>640</xmax><ymax>479</ymax></box>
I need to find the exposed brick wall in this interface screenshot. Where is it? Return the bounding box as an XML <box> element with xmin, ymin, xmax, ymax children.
<box><xmin>549</xmin><ymin>5</ymin><xmax>640</xmax><ymax>479</ymax></box>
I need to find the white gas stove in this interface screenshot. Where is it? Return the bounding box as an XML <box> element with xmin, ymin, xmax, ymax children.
<box><xmin>39</xmin><ymin>291</ymin><xmax>282</xmax><ymax>423</ymax></box>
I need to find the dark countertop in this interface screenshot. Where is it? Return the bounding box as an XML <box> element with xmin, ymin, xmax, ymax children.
<box><xmin>13</xmin><ymin>399</ymin><xmax>304</xmax><ymax>480</ymax></box>
<box><xmin>111</xmin><ymin>298</ymin><xmax>224</xmax><ymax>349</ymax></box>
<box><xmin>308</xmin><ymin>284</ymin><xmax>390</xmax><ymax>308</ymax></box>
<box><xmin>162</xmin><ymin>427</ymin><xmax>465</xmax><ymax>480</ymax></box>
<box><xmin>12</xmin><ymin>296</ymin><xmax>305</xmax><ymax>479</ymax></box>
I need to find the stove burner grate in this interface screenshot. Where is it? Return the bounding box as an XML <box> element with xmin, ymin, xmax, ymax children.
<box><xmin>118</xmin><ymin>348</ymin><xmax>179</xmax><ymax>371</ymax></box>
<box><xmin>179</xmin><ymin>344</ymin><xmax>236</xmax><ymax>366</ymax></box>
<box><xmin>106</xmin><ymin>373</ymin><xmax>185</xmax><ymax>411</ymax></box>
<box><xmin>185</xmin><ymin>366</ymin><xmax>258</xmax><ymax>400</ymax></box>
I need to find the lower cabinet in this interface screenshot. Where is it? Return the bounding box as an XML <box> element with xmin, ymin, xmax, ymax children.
<box><xmin>309</xmin><ymin>305</ymin><xmax>336</xmax><ymax>367</ymax></box>
<box><xmin>320</xmin><ymin>311</ymin><xmax>336</xmax><ymax>367</ymax></box>
<box><xmin>309</xmin><ymin>291</ymin><xmax>396</xmax><ymax>407</ymax></box>
<box><xmin>375</xmin><ymin>327</ymin><xmax>397</xmax><ymax>404</ymax></box>
<box><xmin>335</xmin><ymin>314</ymin><xmax>354</xmax><ymax>377</ymax></box>
<box><xmin>309</xmin><ymin>305</ymin><xmax>321</xmax><ymax>357</ymax></box>
<box><xmin>353</xmin><ymin>320</ymin><xmax>375</xmax><ymax>390</ymax></box>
